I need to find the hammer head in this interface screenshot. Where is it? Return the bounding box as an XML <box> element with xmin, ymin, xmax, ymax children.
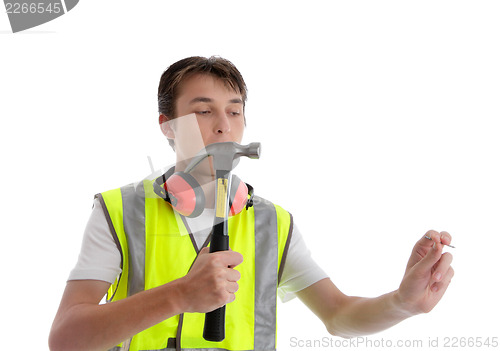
<box><xmin>184</xmin><ymin>142</ymin><xmax>261</xmax><ymax>173</ymax></box>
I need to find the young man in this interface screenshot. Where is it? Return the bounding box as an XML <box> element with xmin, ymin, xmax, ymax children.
<box><xmin>49</xmin><ymin>56</ymin><xmax>454</xmax><ymax>351</ymax></box>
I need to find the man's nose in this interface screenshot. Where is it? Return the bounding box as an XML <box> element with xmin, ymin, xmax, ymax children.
<box><xmin>213</xmin><ymin>112</ymin><xmax>231</xmax><ymax>134</ymax></box>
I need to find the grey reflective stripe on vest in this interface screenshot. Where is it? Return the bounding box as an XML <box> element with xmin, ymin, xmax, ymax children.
<box><xmin>253</xmin><ymin>196</ymin><xmax>278</xmax><ymax>351</ymax></box>
<box><xmin>119</xmin><ymin>188</ymin><xmax>279</xmax><ymax>351</ymax></box>
<box><xmin>121</xmin><ymin>182</ymin><xmax>146</xmax><ymax>297</ymax></box>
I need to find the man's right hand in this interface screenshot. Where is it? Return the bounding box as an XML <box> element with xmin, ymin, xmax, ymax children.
<box><xmin>49</xmin><ymin>247</ymin><xmax>243</xmax><ymax>351</ymax></box>
<box><xmin>178</xmin><ymin>247</ymin><xmax>244</xmax><ymax>313</ymax></box>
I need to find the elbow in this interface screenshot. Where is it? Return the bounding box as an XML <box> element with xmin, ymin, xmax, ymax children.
<box><xmin>325</xmin><ymin>316</ymin><xmax>348</xmax><ymax>339</ymax></box>
<box><xmin>48</xmin><ymin>329</ymin><xmax>62</xmax><ymax>351</ymax></box>
<box><xmin>328</xmin><ymin>331</ymin><xmax>356</xmax><ymax>340</ymax></box>
<box><xmin>326</xmin><ymin>324</ymin><xmax>353</xmax><ymax>340</ymax></box>
<box><xmin>324</xmin><ymin>309</ymin><xmax>360</xmax><ymax>339</ymax></box>
<box><xmin>48</xmin><ymin>322</ymin><xmax>72</xmax><ymax>351</ymax></box>
<box><xmin>323</xmin><ymin>301</ymin><xmax>355</xmax><ymax>339</ymax></box>
<box><xmin>49</xmin><ymin>331</ymin><xmax>76</xmax><ymax>351</ymax></box>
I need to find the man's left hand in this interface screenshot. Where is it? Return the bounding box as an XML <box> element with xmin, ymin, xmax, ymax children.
<box><xmin>396</xmin><ymin>230</ymin><xmax>454</xmax><ymax>315</ymax></box>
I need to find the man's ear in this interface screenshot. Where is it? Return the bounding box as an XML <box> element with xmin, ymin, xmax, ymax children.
<box><xmin>159</xmin><ymin>114</ymin><xmax>175</xmax><ymax>138</ymax></box>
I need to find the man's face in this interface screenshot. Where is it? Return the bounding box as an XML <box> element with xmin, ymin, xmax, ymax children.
<box><xmin>166</xmin><ymin>74</ymin><xmax>245</xmax><ymax>165</ymax></box>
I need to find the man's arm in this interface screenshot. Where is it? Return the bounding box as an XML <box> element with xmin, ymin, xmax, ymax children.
<box><xmin>49</xmin><ymin>279</ymin><xmax>186</xmax><ymax>351</ymax></box>
<box><xmin>296</xmin><ymin>230</ymin><xmax>454</xmax><ymax>338</ymax></box>
<box><xmin>49</xmin><ymin>247</ymin><xmax>243</xmax><ymax>351</ymax></box>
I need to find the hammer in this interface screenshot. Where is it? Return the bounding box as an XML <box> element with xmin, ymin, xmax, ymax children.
<box><xmin>184</xmin><ymin>141</ymin><xmax>260</xmax><ymax>174</ymax></box>
<box><xmin>185</xmin><ymin>142</ymin><xmax>260</xmax><ymax>342</ymax></box>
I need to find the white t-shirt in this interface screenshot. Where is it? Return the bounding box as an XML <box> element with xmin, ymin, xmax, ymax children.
<box><xmin>69</xmin><ymin>198</ymin><xmax>328</xmax><ymax>302</ymax></box>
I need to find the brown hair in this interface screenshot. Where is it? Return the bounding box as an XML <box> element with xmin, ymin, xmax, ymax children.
<box><xmin>158</xmin><ymin>56</ymin><xmax>248</xmax><ymax>119</ymax></box>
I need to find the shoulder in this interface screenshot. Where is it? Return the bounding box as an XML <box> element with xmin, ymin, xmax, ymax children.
<box><xmin>251</xmin><ymin>195</ymin><xmax>293</xmax><ymax>244</ymax></box>
<box><xmin>251</xmin><ymin>195</ymin><xmax>293</xmax><ymax>232</ymax></box>
<box><xmin>252</xmin><ymin>194</ymin><xmax>289</xmax><ymax>214</ymax></box>
<box><xmin>96</xmin><ymin>178</ymin><xmax>159</xmax><ymax>207</ymax></box>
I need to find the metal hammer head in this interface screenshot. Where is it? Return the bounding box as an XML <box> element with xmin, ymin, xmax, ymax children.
<box><xmin>184</xmin><ymin>142</ymin><xmax>261</xmax><ymax>173</ymax></box>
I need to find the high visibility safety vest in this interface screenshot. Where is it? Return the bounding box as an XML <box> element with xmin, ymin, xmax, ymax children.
<box><xmin>97</xmin><ymin>179</ymin><xmax>293</xmax><ymax>351</ymax></box>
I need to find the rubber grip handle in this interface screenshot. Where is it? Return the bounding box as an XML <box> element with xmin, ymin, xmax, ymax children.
<box><xmin>209</xmin><ymin>228</ymin><xmax>229</xmax><ymax>253</ymax></box>
<box><xmin>203</xmin><ymin>232</ymin><xmax>229</xmax><ymax>342</ymax></box>
<box><xmin>203</xmin><ymin>305</ymin><xmax>226</xmax><ymax>342</ymax></box>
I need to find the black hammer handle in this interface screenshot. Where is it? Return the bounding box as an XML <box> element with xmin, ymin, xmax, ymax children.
<box><xmin>203</xmin><ymin>228</ymin><xmax>229</xmax><ymax>342</ymax></box>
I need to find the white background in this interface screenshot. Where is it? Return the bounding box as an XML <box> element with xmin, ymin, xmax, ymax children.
<box><xmin>1</xmin><ymin>1</ymin><xmax>499</xmax><ymax>350</ymax></box>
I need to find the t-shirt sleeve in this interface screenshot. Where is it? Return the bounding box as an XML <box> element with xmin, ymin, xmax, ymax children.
<box><xmin>278</xmin><ymin>221</ymin><xmax>329</xmax><ymax>303</ymax></box>
<box><xmin>67</xmin><ymin>197</ymin><xmax>122</xmax><ymax>284</ymax></box>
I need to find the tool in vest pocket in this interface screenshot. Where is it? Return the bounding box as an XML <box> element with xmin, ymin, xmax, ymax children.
<box><xmin>183</xmin><ymin>142</ymin><xmax>261</xmax><ymax>342</ymax></box>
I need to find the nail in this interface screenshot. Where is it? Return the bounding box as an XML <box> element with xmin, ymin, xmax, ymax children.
<box><xmin>424</xmin><ymin>235</ymin><xmax>455</xmax><ymax>248</ymax></box>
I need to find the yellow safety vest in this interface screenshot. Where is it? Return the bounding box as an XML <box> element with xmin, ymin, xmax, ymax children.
<box><xmin>97</xmin><ymin>179</ymin><xmax>293</xmax><ymax>351</ymax></box>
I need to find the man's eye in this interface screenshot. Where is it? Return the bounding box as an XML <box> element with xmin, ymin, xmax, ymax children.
<box><xmin>196</xmin><ymin>110</ymin><xmax>211</xmax><ymax>115</ymax></box>
<box><xmin>230</xmin><ymin>111</ymin><xmax>241</xmax><ymax>116</ymax></box>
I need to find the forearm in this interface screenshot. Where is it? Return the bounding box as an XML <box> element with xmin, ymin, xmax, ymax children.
<box><xmin>50</xmin><ymin>248</ymin><xmax>243</xmax><ymax>351</ymax></box>
<box><xmin>327</xmin><ymin>290</ymin><xmax>411</xmax><ymax>338</ymax></box>
<box><xmin>300</xmin><ymin>232</ymin><xmax>453</xmax><ymax>339</ymax></box>
<box><xmin>49</xmin><ymin>279</ymin><xmax>185</xmax><ymax>351</ymax></box>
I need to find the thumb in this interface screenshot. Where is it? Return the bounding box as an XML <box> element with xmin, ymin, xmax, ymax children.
<box><xmin>413</xmin><ymin>243</ymin><xmax>442</xmax><ymax>275</ymax></box>
<box><xmin>198</xmin><ymin>247</ymin><xmax>210</xmax><ymax>256</ymax></box>
<box><xmin>196</xmin><ymin>246</ymin><xmax>210</xmax><ymax>258</ymax></box>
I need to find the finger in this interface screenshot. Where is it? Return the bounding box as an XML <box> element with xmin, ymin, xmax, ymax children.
<box><xmin>217</xmin><ymin>250</ymin><xmax>244</xmax><ymax>268</ymax></box>
<box><xmin>199</xmin><ymin>247</ymin><xmax>210</xmax><ymax>255</ymax></box>
<box><xmin>226</xmin><ymin>267</ymin><xmax>241</xmax><ymax>282</ymax></box>
<box><xmin>424</xmin><ymin>230</ymin><xmax>453</xmax><ymax>247</ymax></box>
<box><xmin>431</xmin><ymin>266</ymin><xmax>454</xmax><ymax>293</ymax></box>
<box><xmin>439</xmin><ymin>231</ymin><xmax>453</xmax><ymax>247</ymax></box>
<box><xmin>192</xmin><ymin>247</ymin><xmax>210</xmax><ymax>266</ymax></box>
<box><xmin>414</xmin><ymin>240</ymin><xmax>443</xmax><ymax>274</ymax></box>
<box><xmin>421</xmin><ymin>230</ymin><xmax>440</xmax><ymax>247</ymax></box>
<box><xmin>227</xmin><ymin>292</ymin><xmax>236</xmax><ymax>304</ymax></box>
<box><xmin>431</xmin><ymin>252</ymin><xmax>453</xmax><ymax>283</ymax></box>
<box><xmin>226</xmin><ymin>281</ymin><xmax>239</xmax><ymax>294</ymax></box>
